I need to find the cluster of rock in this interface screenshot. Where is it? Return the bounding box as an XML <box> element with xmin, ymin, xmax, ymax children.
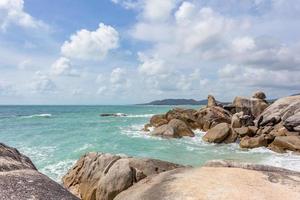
<box><xmin>62</xmin><ymin>152</ymin><xmax>300</xmax><ymax>200</ymax></box>
<box><xmin>62</xmin><ymin>153</ymin><xmax>182</xmax><ymax>200</ymax></box>
<box><xmin>144</xmin><ymin>92</ymin><xmax>300</xmax><ymax>153</ymax></box>
<box><xmin>0</xmin><ymin>143</ymin><xmax>79</xmax><ymax>200</ymax></box>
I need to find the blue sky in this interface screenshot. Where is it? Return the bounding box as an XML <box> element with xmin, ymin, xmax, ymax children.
<box><xmin>0</xmin><ymin>0</ymin><xmax>299</xmax><ymax>104</ymax></box>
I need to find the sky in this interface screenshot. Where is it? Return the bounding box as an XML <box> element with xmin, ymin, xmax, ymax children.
<box><xmin>0</xmin><ymin>0</ymin><xmax>299</xmax><ymax>105</ymax></box>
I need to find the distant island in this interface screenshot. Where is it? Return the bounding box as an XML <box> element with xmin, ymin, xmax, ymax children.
<box><xmin>140</xmin><ymin>98</ymin><xmax>226</xmax><ymax>105</ymax></box>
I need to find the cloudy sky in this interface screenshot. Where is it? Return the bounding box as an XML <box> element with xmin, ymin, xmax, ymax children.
<box><xmin>0</xmin><ymin>0</ymin><xmax>299</xmax><ymax>104</ymax></box>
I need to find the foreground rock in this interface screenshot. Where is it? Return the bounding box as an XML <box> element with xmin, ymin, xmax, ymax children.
<box><xmin>115</xmin><ymin>160</ymin><xmax>300</xmax><ymax>200</ymax></box>
<box><xmin>62</xmin><ymin>152</ymin><xmax>182</xmax><ymax>200</ymax></box>
<box><xmin>0</xmin><ymin>143</ymin><xmax>79</xmax><ymax>200</ymax></box>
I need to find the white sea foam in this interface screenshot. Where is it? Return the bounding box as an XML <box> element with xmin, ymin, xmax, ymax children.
<box><xmin>75</xmin><ymin>143</ymin><xmax>93</xmax><ymax>152</ymax></box>
<box><xmin>21</xmin><ymin>113</ymin><xmax>52</xmax><ymax>119</ymax></box>
<box><xmin>126</xmin><ymin>114</ymin><xmax>154</xmax><ymax>118</ymax></box>
<box><xmin>41</xmin><ymin>159</ymin><xmax>76</xmax><ymax>182</ymax></box>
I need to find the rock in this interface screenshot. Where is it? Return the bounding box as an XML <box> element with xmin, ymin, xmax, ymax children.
<box><xmin>196</xmin><ymin>106</ymin><xmax>232</xmax><ymax>131</ymax></box>
<box><xmin>231</xmin><ymin>112</ymin><xmax>243</xmax><ymax>128</ymax></box>
<box><xmin>268</xmin><ymin>136</ymin><xmax>300</xmax><ymax>153</ymax></box>
<box><xmin>0</xmin><ymin>143</ymin><xmax>79</xmax><ymax>200</ymax></box>
<box><xmin>151</xmin><ymin>119</ymin><xmax>194</xmax><ymax>138</ymax></box>
<box><xmin>168</xmin><ymin>119</ymin><xmax>194</xmax><ymax>137</ymax></box>
<box><xmin>100</xmin><ymin>113</ymin><xmax>127</xmax><ymax>117</ymax></box>
<box><xmin>252</xmin><ymin>91</ymin><xmax>266</xmax><ymax>100</ymax></box>
<box><xmin>151</xmin><ymin>124</ymin><xmax>175</xmax><ymax>137</ymax></box>
<box><xmin>149</xmin><ymin>114</ymin><xmax>168</xmax><ymax>127</ymax></box>
<box><xmin>115</xmin><ymin>161</ymin><xmax>300</xmax><ymax>200</ymax></box>
<box><xmin>231</xmin><ymin>112</ymin><xmax>254</xmax><ymax>128</ymax></box>
<box><xmin>240</xmin><ymin>135</ymin><xmax>268</xmax><ymax>148</ymax></box>
<box><xmin>257</xmin><ymin>95</ymin><xmax>300</xmax><ymax>130</ymax></box>
<box><xmin>223</xmin><ymin>128</ymin><xmax>238</xmax><ymax>143</ymax></box>
<box><xmin>165</xmin><ymin>108</ymin><xmax>198</xmax><ymax>128</ymax></box>
<box><xmin>232</xmin><ymin>96</ymin><xmax>269</xmax><ymax>117</ymax></box>
<box><xmin>284</xmin><ymin>112</ymin><xmax>300</xmax><ymax>132</ymax></box>
<box><xmin>234</xmin><ymin>127</ymin><xmax>254</xmax><ymax>137</ymax></box>
<box><xmin>62</xmin><ymin>153</ymin><xmax>182</xmax><ymax>200</ymax></box>
<box><xmin>207</xmin><ymin>95</ymin><xmax>217</xmax><ymax>107</ymax></box>
<box><xmin>203</xmin><ymin>123</ymin><xmax>231</xmax><ymax>143</ymax></box>
<box><xmin>142</xmin><ymin>123</ymin><xmax>151</xmax><ymax>132</ymax></box>
<box><xmin>257</xmin><ymin>126</ymin><xmax>274</xmax><ymax>135</ymax></box>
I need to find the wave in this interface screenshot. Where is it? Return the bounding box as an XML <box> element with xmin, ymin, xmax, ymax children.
<box><xmin>41</xmin><ymin>159</ymin><xmax>76</xmax><ymax>182</ymax></box>
<box><xmin>20</xmin><ymin>113</ymin><xmax>52</xmax><ymax>119</ymax></box>
<box><xmin>126</xmin><ymin>114</ymin><xmax>154</xmax><ymax>118</ymax></box>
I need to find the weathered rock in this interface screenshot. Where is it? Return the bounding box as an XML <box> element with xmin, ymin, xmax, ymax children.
<box><xmin>115</xmin><ymin>161</ymin><xmax>300</xmax><ymax>200</ymax></box>
<box><xmin>0</xmin><ymin>143</ymin><xmax>79</xmax><ymax>200</ymax></box>
<box><xmin>284</xmin><ymin>112</ymin><xmax>300</xmax><ymax>132</ymax></box>
<box><xmin>223</xmin><ymin>128</ymin><xmax>238</xmax><ymax>143</ymax></box>
<box><xmin>151</xmin><ymin>119</ymin><xmax>194</xmax><ymax>138</ymax></box>
<box><xmin>149</xmin><ymin>114</ymin><xmax>168</xmax><ymax>127</ymax></box>
<box><xmin>62</xmin><ymin>153</ymin><xmax>182</xmax><ymax>200</ymax></box>
<box><xmin>268</xmin><ymin>136</ymin><xmax>300</xmax><ymax>153</ymax></box>
<box><xmin>257</xmin><ymin>95</ymin><xmax>300</xmax><ymax>130</ymax></box>
<box><xmin>234</xmin><ymin>127</ymin><xmax>254</xmax><ymax>137</ymax></box>
<box><xmin>207</xmin><ymin>95</ymin><xmax>217</xmax><ymax>107</ymax></box>
<box><xmin>165</xmin><ymin>108</ymin><xmax>198</xmax><ymax>128</ymax></box>
<box><xmin>252</xmin><ymin>91</ymin><xmax>266</xmax><ymax>100</ymax></box>
<box><xmin>196</xmin><ymin>106</ymin><xmax>232</xmax><ymax>131</ymax></box>
<box><xmin>240</xmin><ymin>135</ymin><xmax>268</xmax><ymax>148</ymax></box>
<box><xmin>231</xmin><ymin>112</ymin><xmax>243</xmax><ymax>128</ymax></box>
<box><xmin>203</xmin><ymin>123</ymin><xmax>231</xmax><ymax>143</ymax></box>
<box><xmin>232</xmin><ymin>96</ymin><xmax>269</xmax><ymax>117</ymax></box>
<box><xmin>168</xmin><ymin>119</ymin><xmax>195</xmax><ymax>137</ymax></box>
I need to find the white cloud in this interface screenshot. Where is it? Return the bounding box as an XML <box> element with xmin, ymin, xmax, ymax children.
<box><xmin>51</xmin><ymin>57</ymin><xmax>79</xmax><ymax>76</ymax></box>
<box><xmin>0</xmin><ymin>0</ymin><xmax>47</xmax><ymax>30</ymax></box>
<box><xmin>138</xmin><ymin>53</ymin><xmax>168</xmax><ymax>76</ymax></box>
<box><xmin>0</xmin><ymin>82</ymin><xmax>16</xmax><ymax>96</ymax></box>
<box><xmin>110</xmin><ymin>67</ymin><xmax>126</xmax><ymax>84</ymax></box>
<box><xmin>61</xmin><ymin>23</ymin><xmax>119</xmax><ymax>60</ymax></box>
<box><xmin>31</xmin><ymin>72</ymin><xmax>57</xmax><ymax>93</ymax></box>
<box><xmin>232</xmin><ymin>37</ymin><xmax>255</xmax><ymax>53</ymax></box>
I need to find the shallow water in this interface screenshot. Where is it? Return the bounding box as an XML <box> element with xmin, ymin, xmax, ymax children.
<box><xmin>0</xmin><ymin>105</ymin><xmax>299</xmax><ymax>182</ymax></box>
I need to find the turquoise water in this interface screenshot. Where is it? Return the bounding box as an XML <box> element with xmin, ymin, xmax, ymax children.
<box><xmin>0</xmin><ymin>105</ymin><xmax>300</xmax><ymax>182</ymax></box>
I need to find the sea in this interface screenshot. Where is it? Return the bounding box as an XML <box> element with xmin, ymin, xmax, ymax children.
<box><xmin>0</xmin><ymin>105</ymin><xmax>299</xmax><ymax>182</ymax></box>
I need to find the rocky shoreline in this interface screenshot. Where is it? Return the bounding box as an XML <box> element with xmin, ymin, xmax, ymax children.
<box><xmin>1</xmin><ymin>92</ymin><xmax>300</xmax><ymax>200</ymax></box>
<box><xmin>144</xmin><ymin>92</ymin><xmax>300</xmax><ymax>153</ymax></box>
<box><xmin>1</xmin><ymin>143</ymin><xmax>300</xmax><ymax>200</ymax></box>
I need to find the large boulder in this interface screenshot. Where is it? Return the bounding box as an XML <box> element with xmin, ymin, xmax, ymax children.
<box><xmin>232</xmin><ymin>96</ymin><xmax>269</xmax><ymax>117</ymax></box>
<box><xmin>151</xmin><ymin>119</ymin><xmax>194</xmax><ymax>138</ymax></box>
<box><xmin>62</xmin><ymin>153</ymin><xmax>182</xmax><ymax>200</ymax></box>
<box><xmin>203</xmin><ymin>123</ymin><xmax>231</xmax><ymax>143</ymax></box>
<box><xmin>240</xmin><ymin>135</ymin><xmax>268</xmax><ymax>149</ymax></box>
<box><xmin>165</xmin><ymin>108</ymin><xmax>198</xmax><ymax>129</ymax></box>
<box><xmin>149</xmin><ymin>114</ymin><xmax>168</xmax><ymax>127</ymax></box>
<box><xmin>196</xmin><ymin>106</ymin><xmax>232</xmax><ymax>131</ymax></box>
<box><xmin>268</xmin><ymin>136</ymin><xmax>300</xmax><ymax>153</ymax></box>
<box><xmin>257</xmin><ymin>95</ymin><xmax>300</xmax><ymax>131</ymax></box>
<box><xmin>0</xmin><ymin>143</ymin><xmax>79</xmax><ymax>200</ymax></box>
<box><xmin>115</xmin><ymin>161</ymin><xmax>300</xmax><ymax>200</ymax></box>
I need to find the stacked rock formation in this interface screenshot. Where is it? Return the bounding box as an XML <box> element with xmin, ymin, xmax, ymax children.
<box><xmin>143</xmin><ymin>92</ymin><xmax>300</xmax><ymax>153</ymax></box>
